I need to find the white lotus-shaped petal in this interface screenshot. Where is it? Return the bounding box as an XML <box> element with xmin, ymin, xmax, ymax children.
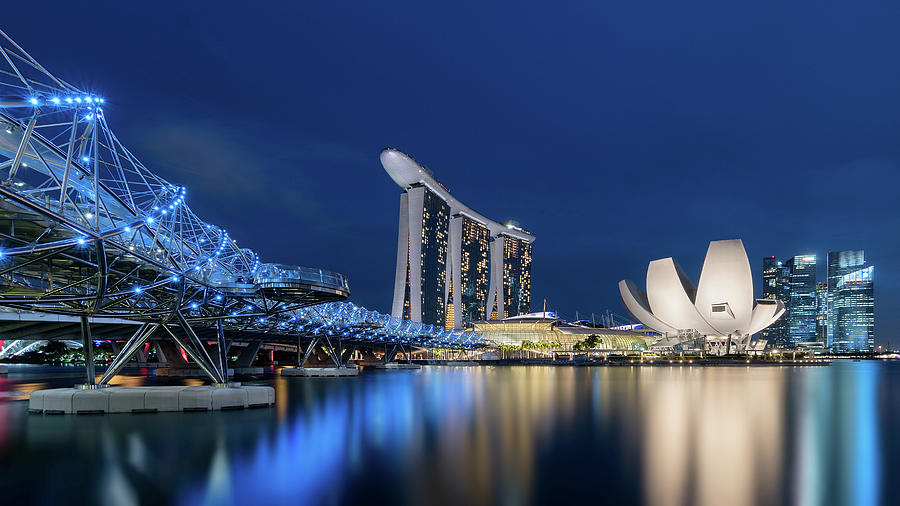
<box><xmin>747</xmin><ymin>299</ymin><xmax>786</xmax><ymax>336</ymax></box>
<box><xmin>619</xmin><ymin>279</ymin><xmax>678</xmax><ymax>334</ymax></box>
<box><xmin>646</xmin><ymin>258</ymin><xmax>719</xmax><ymax>335</ymax></box>
<box><xmin>695</xmin><ymin>239</ymin><xmax>754</xmax><ymax>335</ymax></box>
<box><xmin>619</xmin><ymin>239</ymin><xmax>784</xmax><ymax>339</ymax></box>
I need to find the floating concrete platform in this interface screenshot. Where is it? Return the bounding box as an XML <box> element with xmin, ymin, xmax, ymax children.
<box><xmin>370</xmin><ymin>363</ymin><xmax>421</xmax><ymax>370</ymax></box>
<box><xmin>0</xmin><ymin>364</ymin><xmax>7</xmax><ymax>375</ymax></box>
<box><xmin>280</xmin><ymin>366</ymin><xmax>358</xmax><ymax>377</ymax></box>
<box><xmin>156</xmin><ymin>367</ymin><xmax>265</xmax><ymax>377</ymax></box>
<box><xmin>28</xmin><ymin>385</ymin><xmax>275</xmax><ymax>414</ymax></box>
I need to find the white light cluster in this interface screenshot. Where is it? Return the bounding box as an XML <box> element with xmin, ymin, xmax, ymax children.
<box><xmin>144</xmin><ymin>186</ymin><xmax>186</xmax><ymax>227</ymax></box>
<box><xmin>28</xmin><ymin>95</ymin><xmax>105</xmax><ymax>107</ymax></box>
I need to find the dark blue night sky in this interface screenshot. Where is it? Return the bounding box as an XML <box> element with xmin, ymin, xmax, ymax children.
<box><xmin>6</xmin><ymin>1</ymin><xmax>899</xmax><ymax>343</ymax></box>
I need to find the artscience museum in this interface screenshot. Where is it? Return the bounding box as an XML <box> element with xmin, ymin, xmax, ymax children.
<box><xmin>619</xmin><ymin>239</ymin><xmax>785</xmax><ymax>355</ymax></box>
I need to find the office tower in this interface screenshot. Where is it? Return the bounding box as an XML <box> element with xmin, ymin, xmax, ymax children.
<box><xmin>816</xmin><ymin>282</ymin><xmax>828</xmax><ymax>347</ymax></box>
<box><xmin>383</xmin><ymin>148</ymin><xmax>535</xmax><ymax>328</ymax></box>
<box><xmin>762</xmin><ymin>256</ymin><xmax>792</xmax><ymax>348</ymax></box>
<box><xmin>784</xmin><ymin>255</ymin><xmax>817</xmax><ymax>347</ymax></box>
<box><xmin>827</xmin><ymin>250</ymin><xmax>874</xmax><ymax>352</ymax></box>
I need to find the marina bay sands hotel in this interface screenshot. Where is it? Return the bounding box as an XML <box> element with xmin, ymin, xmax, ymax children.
<box><xmin>381</xmin><ymin>148</ymin><xmax>535</xmax><ymax>329</ymax></box>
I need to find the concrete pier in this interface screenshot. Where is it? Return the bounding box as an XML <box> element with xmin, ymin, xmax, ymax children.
<box><xmin>0</xmin><ymin>364</ymin><xmax>7</xmax><ymax>375</ymax></box>
<box><xmin>28</xmin><ymin>385</ymin><xmax>274</xmax><ymax>414</ymax></box>
<box><xmin>156</xmin><ymin>367</ymin><xmax>265</xmax><ymax>377</ymax></box>
<box><xmin>369</xmin><ymin>363</ymin><xmax>421</xmax><ymax>370</ymax></box>
<box><xmin>280</xmin><ymin>366</ymin><xmax>358</xmax><ymax>377</ymax></box>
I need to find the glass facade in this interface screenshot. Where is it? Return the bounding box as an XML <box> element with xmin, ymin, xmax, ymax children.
<box><xmin>828</xmin><ymin>250</ymin><xmax>874</xmax><ymax>352</ymax></box>
<box><xmin>785</xmin><ymin>255</ymin><xmax>817</xmax><ymax>347</ymax></box>
<box><xmin>401</xmin><ymin>186</ymin><xmax>449</xmax><ymax>326</ymax></box>
<box><xmin>816</xmin><ymin>282</ymin><xmax>828</xmax><ymax>348</ymax></box>
<box><xmin>761</xmin><ymin>256</ymin><xmax>792</xmax><ymax>348</ymax></box>
<box><xmin>502</xmin><ymin>235</ymin><xmax>532</xmax><ymax>318</ymax></box>
<box><xmin>420</xmin><ymin>188</ymin><xmax>449</xmax><ymax>326</ymax></box>
<box><xmin>459</xmin><ymin>217</ymin><xmax>490</xmax><ymax>324</ymax></box>
<box><xmin>472</xmin><ymin>319</ymin><xmax>653</xmax><ymax>350</ymax></box>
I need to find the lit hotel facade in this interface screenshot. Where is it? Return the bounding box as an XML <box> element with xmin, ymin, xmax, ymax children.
<box><xmin>381</xmin><ymin>148</ymin><xmax>535</xmax><ymax>329</ymax></box>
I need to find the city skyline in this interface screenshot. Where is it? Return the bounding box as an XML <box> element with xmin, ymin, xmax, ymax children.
<box><xmin>1</xmin><ymin>4</ymin><xmax>899</xmax><ymax>505</ymax></box>
<box><xmin>3</xmin><ymin>3</ymin><xmax>896</xmax><ymax>344</ymax></box>
<box><xmin>760</xmin><ymin>250</ymin><xmax>875</xmax><ymax>352</ymax></box>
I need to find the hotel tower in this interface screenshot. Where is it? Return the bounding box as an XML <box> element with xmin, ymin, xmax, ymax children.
<box><xmin>381</xmin><ymin>148</ymin><xmax>535</xmax><ymax>329</ymax></box>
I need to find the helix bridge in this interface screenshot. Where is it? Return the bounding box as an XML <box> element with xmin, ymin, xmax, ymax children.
<box><xmin>0</xmin><ymin>28</ymin><xmax>483</xmax><ymax>385</ymax></box>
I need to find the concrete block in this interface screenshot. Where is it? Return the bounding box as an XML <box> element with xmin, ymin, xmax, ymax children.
<box><xmin>245</xmin><ymin>386</ymin><xmax>275</xmax><ymax>407</ymax></box>
<box><xmin>72</xmin><ymin>390</ymin><xmax>109</xmax><ymax>414</ymax></box>
<box><xmin>179</xmin><ymin>387</ymin><xmax>213</xmax><ymax>411</ymax></box>
<box><xmin>107</xmin><ymin>388</ymin><xmax>148</xmax><ymax>413</ymax></box>
<box><xmin>40</xmin><ymin>389</ymin><xmax>77</xmax><ymax>414</ymax></box>
<box><xmin>144</xmin><ymin>386</ymin><xmax>185</xmax><ymax>412</ymax></box>
<box><xmin>28</xmin><ymin>389</ymin><xmax>45</xmax><ymax>412</ymax></box>
<box><xmin>211</xmin><ymin>388</ymin><xmax>248</xmax><ymax>410</ymax></box>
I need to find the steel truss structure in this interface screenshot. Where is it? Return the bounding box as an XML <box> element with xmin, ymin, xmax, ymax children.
<box><xmin>0</xmin><ymin>28</ymin><xmax>482</xmax><ymax>385</ymax></box>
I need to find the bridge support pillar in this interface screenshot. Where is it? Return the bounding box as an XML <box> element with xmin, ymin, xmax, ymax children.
<box><xmin>383</xmin><ymin>344</ymin><xmax>399</xmax><ymax>364</ymax></box>
<box><xmin>216</xmin><ymin>321</ymin><xmax>230</xmax><ymax>380</ymax></box>
<box><xmin>79</xmin><ymin>315</ymin><xmax>95</xmax><ymax>386</ymax></box>
<box><xmin>300</xmin><ymin>338</ymin><xmax>318</xmax><ymax>367</ymax></box>
<box><xmin>235</xmin><ymin>340</ymin><xmax>262</xmax><ymax>368</ymax></box>
<box><xmin>98</xmin><ymin>323</ymin><xmax>158</xmax><ymax>385</ymax></box>
<box><xmin>161</xmin><ymin>323</ymin><xmax>223</xmax><ymax>384</ymax></box>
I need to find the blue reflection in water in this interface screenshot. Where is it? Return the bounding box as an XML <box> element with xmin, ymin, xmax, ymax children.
<box><xmin>850</xmin><ymin>362</ymin><xmax>879</xmax><ymax>506</ymax></box>
<box><xmin>795</xmin><ymin>362</ymin><xmax>881</xmax><ymax>506</ymax></box>
<box><xmin>0</xmin><ymin>363</ymin><xmax>897</xmax><ymax>505</ymax></box>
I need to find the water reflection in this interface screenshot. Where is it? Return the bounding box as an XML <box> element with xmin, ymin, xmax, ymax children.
<box><xmin>0</xmin><ymin>363</ymin><xmax>893</xmax><ymax>505</ymax></box>
<box><xmin>637</xmin><ymin>367</ymin><xmax>785</xmax><ymax>506</ymax></box>
<box><xmin>794</xmin><ymin>362</ymin><xmax>880</xmax><ymax>506</ymax></box>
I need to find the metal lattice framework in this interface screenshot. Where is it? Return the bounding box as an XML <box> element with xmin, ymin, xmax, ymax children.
<box><xmin>0</xmin><ymin>28</ymin><xmax>482</xmax><ymax>384</ymax></box>
<box><xmin>293</xmin><ymin>302</ymin><xmax>483</xmax><ymax>347</ymax></box>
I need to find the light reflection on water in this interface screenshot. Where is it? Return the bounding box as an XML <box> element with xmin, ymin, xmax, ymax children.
<box><xmin>0</xmin><ymin>362</ymin><xmax>893</xmax><ymax>505</ymax></box>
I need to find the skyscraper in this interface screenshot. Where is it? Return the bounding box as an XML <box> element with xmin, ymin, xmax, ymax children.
<box><xmin>827</xmin><ymin>250</ymin><xmax>874</xmax><ymax>352</ymax></box>
<box><xmin>383</xmin><ymin>148</ymin><xmax>535</xmax><ymax>328</ymax></box>
<box><xmin>762</xmin><ymin>256</ymin><xmax>791</xmax><ymax>348</ymax></box>
<box><xmin>449</xmin><ymin>214</ymin><xmax>491</xmax><ymax>327</ymax></box>
<box><xmin>816</xmin><ymin>282</ymin><xmax>828</xmax><ymax>348</ymax></box>
<box><xmin>392</xmin><ymin>184</ymin><xmax>450</xmax><ymax>326</ymax></box>
<box><xmin>486</xmin><ymin>227</ymin><xmax>533</xmax><ymax>319</ymax></box>
<box><xmin>784</xmin><ymin>255</ymin><xmax>817</xmax><ymax>347</ymax></box>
